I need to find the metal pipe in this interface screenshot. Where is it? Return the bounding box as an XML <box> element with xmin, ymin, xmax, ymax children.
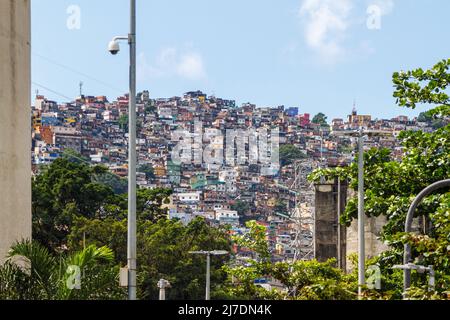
<box><xmin>357</xmin><ymin>132</ymin><xmax>365</xmax><ymax>298</ymax></box>
<box><xmin>127</xmin><ymin>0</ymin><xmax>137</xmax><ymax>301</ymax></box>
<box><xmin>206</xmin><ymin>253</ymin><xmax>211</xmax><ymax>300</ymax></box>
<box><xmin>403</xmin><ymin>179</ymin><xmax>450</xmax><ymax>291</ymax></box>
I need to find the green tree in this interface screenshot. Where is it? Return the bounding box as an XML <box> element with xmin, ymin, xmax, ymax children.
<box><xmin>312</xmin><ymin>112</ymin><xmax>328</xmax><ymax>126</ymax></box>
<box><xmin>68</xmin><ymin>217</ymin><xmax>233</xmax><ymax>300</ymax></box>
<box><xmin>393</xmin><ymin>58</ymin><xmax>450</xmax><ymax>117</ymax></box>
<box><xmin>309</xmin><ymin>59</ymin><xmax>450</xmax><ymax>299</ymax></box>
<box><xmin>92</xmin><ymin>171</ymin><xmax>128</xmax><ymax>194</ymax></box>
<box><xmin>33</xmin><ymin>157</ymin><xmax>172</xmax><ymax>252</ymax></box>
<box><xmin>279</xmin><ymin>145</ymin><xmax>306</xmax><ymax>167</ymax></box>
<box><xmin>417</xmin><ymin>111</ymin><xmax>433</xmax><ymax>123</ymax></box>
<box><xmin>138</xmin><ymin>163</ymin><xmax>155</xmax><ymax>180</ymax></box>
<box><xmin>118</xmin><ymin>114</ymin><xmax>129</xmax><ymax>131</ymax></box>
<box><xmin>32</xmin><ymin>158</ymin><xmax>117</xmax><ymax>251</ymax></box>
<box><xmin>68</xmin><ymin>217</ymin><xmax>128</xmax><ymax>264</ymax></box>
<box><xmin>231</xmin><ymin>200</ymin><xmax>251</xmax><ymax>216</ymax></box>
<box><xmin>138</xmin><ymin>218</ymin><xmax>232</xmax><ymax>300</ymax></box>
<box><xmin>224</xmin><ymin>221</ymin><xmax>357</xmax><ymax>300</ymax></box>
<box><xmin>0</xmin><ymin>240</ymin><xmax>125</xmax><ymax>300</ymax></box>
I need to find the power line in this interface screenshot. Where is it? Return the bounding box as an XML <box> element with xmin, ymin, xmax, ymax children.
<box><xmin>33</xmin><ymin>51</ymin><xmax>124</xmax><ymax>93</ymax></box>
<box><xmin>61</xmin><ymin>151</ymin><xmax>127</xmax><ymax>181</ymax></box>
<box><xmin>32</xmin><ymin>81</ymin><xmax>73</xmax><ymax>101</ymax></box>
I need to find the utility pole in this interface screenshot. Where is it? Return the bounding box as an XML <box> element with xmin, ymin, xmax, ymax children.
<box><xmin>206</xmin><ymin>253</ymin><xmax>211</xmax><ymax>300</ymax></box>
<box><xmin>189</xmin><ymin>250</ymin><xmax>228</xmax><ymax>300</ymax></box>
<box><xmin>357</xmin><ymin>130</ymin><xmax>365</xmax><ymax>298</ymax></box>
<box><xmin>128</xmin><ymin>0</ymin><xmax>137</xmax><ymax>301</ymax></box>
<box><xmin>107</xmin><ymin>1</ymin><xmax>137</xmax><ymax>300</ymax></box>
<box><xmin>331</xmin><ymin>128</ymin><xmax>392</xmax><ymax>298</ymax></box>
<box><xmin>79</xmin><ymin>81</ymin><xmax>83</xmax><ymax>97</ymax></box>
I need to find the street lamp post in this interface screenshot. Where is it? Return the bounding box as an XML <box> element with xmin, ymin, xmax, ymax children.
<box><xmin>331</xmin><ymin>128</ymin><xmax>392</xmax><ymax>298</ymax></box>
<box><xmin>189</xmin><ymin>250</ymin><xmax>229</xmax><ymax>300</ymax></box>
<box><xmin>108</xmin><ymin>0</ymin><xmax>137</xmax><ymax>300</ymax></box>
<box><xmin>157</xmin><ymin>279</ymin><xmax>171</xmax><ymax>301</ymax></box>
<box><xmin>357</xmin><ymin>128</ymin><xmax>365</xmax><ymax>297</ymax></box>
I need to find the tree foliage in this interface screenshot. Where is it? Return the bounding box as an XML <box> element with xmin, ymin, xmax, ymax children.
<box><xmin>279</xmin><ymin>145</ymin><xmax>306</xmax><ymax>167</ymax></box>
<box><xmin>31</xmin><ymin>156</ymin><xmax>233</xmax><ymax>300</ymax></box>
<box><xmin>224</xmin><ymin>221</ymin><xmax>358</xmax><ymax>300</ymax></box>
<box><xmin>0</xmin><ymin>240</ymin><xmax>125</xmax><ymax>300</ymax></box>
<box><xmin>312</xmin><ymin>113</ymin><xmax>329</xmax><ymax>126</ymax></box>
<box><xmin>32</xmin><ymin>158</ymin><xmax>116</xmax><ymax>251</ymax></box>
<box><xmin>69</xmin><ymin>217</ymin><xmax>232</xmax><ymax>300</ymax></box>
<box><xmin>309</xmin><ymin>59</ymin><xmax>450</xmax><ymax>299</ymax></box>
<box><xmin>32</xmin><ymin>157</ymin><xmax>173</xmax><ymax>252</ymax></box>
<box><xmin>138</xmin><ymin>164</ymin><xmax>155</xmax><ymax>180</ymax></box>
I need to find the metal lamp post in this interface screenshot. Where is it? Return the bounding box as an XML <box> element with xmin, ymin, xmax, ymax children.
<box><xmin>108</xmin><ymin>0</ymin><xmax>137</xmax><ymax>300</ymax></box>
<box><xmin>189</xmin><ymin>250</ymin><xmax>229</xmax><ymax>300</ymax></box>
<box><xmin>157</xmin><ymin>279</ymin><xmax>171</xmax><ymax>300</ymax></box>
<box><xmin>331</xmin><ymin>128</ymin><xmax>392</xmax><ymax>298</ymax></box>
<box><xmin>401</xmin><ymin>179</ymin><xmax>450</xmax><ymax>294</ymax></box>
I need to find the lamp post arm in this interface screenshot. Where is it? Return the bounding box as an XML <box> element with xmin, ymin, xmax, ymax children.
<box><xmin>113</xmin><ymin>36</ymin><xmax>129</xmax><ymax>42</ymax></box>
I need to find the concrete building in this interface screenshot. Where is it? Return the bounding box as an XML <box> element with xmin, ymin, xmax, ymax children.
<box><xmin>0</xmin><ymin>0</ymin><xmax>32</xmax><ymax>262</ymax></box>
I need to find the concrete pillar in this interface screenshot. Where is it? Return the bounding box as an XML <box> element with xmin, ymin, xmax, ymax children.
<box><xmin>346</xmin><ymin>215</ymin><xmax>389</xmax><ymax>272</ymax></box>
<box><xmin>314</xmin><ymin>179</ymin><xmax>347</xmax><ymax>270</ymax></box>
<box><xmin>345</xmin><ymin>189</ymin><xmax>389</xmax><ymax>272</ymax></box>
<box><xmin>0</xmin><ymin>0</ymin><xmax>32</xmax><ymax>262</ymax></box>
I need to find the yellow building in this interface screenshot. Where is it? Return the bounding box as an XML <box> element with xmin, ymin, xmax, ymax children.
<box><xmin>347</xmin><ymin>108</ymin><xmax>371</xmax><ymax>128</ymax></box>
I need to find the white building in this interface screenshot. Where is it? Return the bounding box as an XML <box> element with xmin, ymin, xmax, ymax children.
<box><xmin>177</xmin><ymin>192</ymin><xmax>201</xmax><ymax>202</ymax></box>
<box><xmin>215</xmin><ymin>209</ymin><xmax>240</xmax><ymax>226</ymax></box>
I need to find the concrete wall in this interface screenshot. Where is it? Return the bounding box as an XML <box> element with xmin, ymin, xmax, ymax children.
<box><xmin>345</xmin><ymin>189</ymin><xmax>389</xmax><ymax>272</ymax></box>
<box><xmin>314</xmin><ymin>180</ymin><xmax>347</xmax><ymax>270</ymax></box>
<box><xmin>0</xmin><ymin>0</ymin><xmax>32</xmax><ymax>262</ymax></box>
<box><xmin>346</xmin><ymin>215</ymin><xmax>389</xmax><ymax>272</ymax></box>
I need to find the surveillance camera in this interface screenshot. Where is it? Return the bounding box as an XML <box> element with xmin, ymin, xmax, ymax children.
<box><xmin>108</xmin><ymin>40</ymin><xmax>120</xmax><ymax>55</ymax></box>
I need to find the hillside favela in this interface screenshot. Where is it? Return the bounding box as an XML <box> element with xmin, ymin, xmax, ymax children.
<box><xmin>0</xmin><ymin>0</ymin><xmax>449</xmax><ymax>310</ymax></box>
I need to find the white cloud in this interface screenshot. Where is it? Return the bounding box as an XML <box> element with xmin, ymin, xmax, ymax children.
<box><xmin>177</xmin><ymin>52</ymin><xmax>207</xmax><ymax>80</ymax></box>
<box><xmin>298</xmin><ymin>0</ymin><xmax>395</xmax><ymax>64</ymax></box>
<box><xmin>138</xmin><ymin>47</ymin><xmax>207</xmax><ymax>81</ymax></box>
<box><xmin>299</xmin><ymin>0</ymin><xmax>353</xmax><ymax>64</ymax></box>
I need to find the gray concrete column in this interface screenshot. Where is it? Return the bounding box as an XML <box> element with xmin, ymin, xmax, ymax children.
<box><xmin>0</xmin><ymin>0</ymin><xmax>32</xmax><ymax>262</ymax></box>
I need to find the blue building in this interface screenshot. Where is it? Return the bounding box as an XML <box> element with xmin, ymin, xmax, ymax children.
<box><xmin>286</xmin><ymin>107</ymin><xmax>299</xmax><ymax>117</ymax></box>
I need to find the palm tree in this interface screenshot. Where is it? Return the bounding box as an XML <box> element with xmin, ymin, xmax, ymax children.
<box><xmin>0</xmin><ymin>240</ymin><xmax>126</xmax><ymax>300</ymax></box>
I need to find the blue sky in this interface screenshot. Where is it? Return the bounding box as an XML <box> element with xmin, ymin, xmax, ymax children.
<box><xmin>32</xmin><ymin>0</ymin><xmax>450</xmax><ymax>120</ymax></box>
